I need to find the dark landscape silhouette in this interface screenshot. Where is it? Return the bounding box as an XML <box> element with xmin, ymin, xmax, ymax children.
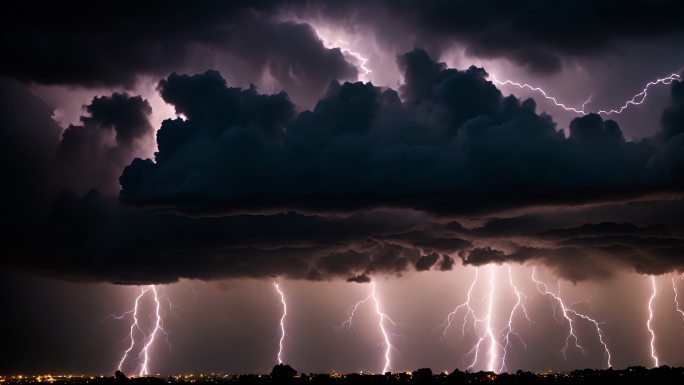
<box><xmin>3</xmin><ymin>365</ymin><xmax>684</xmax><ymax>385</ymax></box>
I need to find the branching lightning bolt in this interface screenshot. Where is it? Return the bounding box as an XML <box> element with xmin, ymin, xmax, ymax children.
<box><xmin>672</xmin><ymin>276</ymin><xmax>684</xmax><ymax>330</ymax></box>
<box><xmin>274</xmin><ymin>282</ymin><xmax>287</xmax><ymax>365</ymax></box>
<box><xmin>334</xmin><ymin>40</ymin><xmax>372</xmax><ymax>78</ymax></box>
<box><xmin>139</xmin><ymin>286</ymin><xmax>163</xmax><ymax>376</ymax></box>
<box><xmin>328</xmin><ymin>36</ymin><xmax>677</xmax><ymax>114</ymax></box>
<box><xmin>464</xmin><ymin>266</ymin><xmax>499</xmax><ymax>372</ymax></box>
<box><xmin>371</xmin><ymin>281</ymin><xmax>397</xmax><ymax>374</ymax></box>
<box><xmin>114</xmin><ymin>285</ymin><xmax>172</xmax><ymax>376</ymax></box>
<box><xmin>490</xmin><ymin>73</ymin><xmax>680</xmax><ymax>115</ymax></box>
<box><xmin>648</xmin><ymin>276</ymin><xmax>659</xmax><ymax>368</ymax></box>
<box><xmin>341</xmin><ymin>280</ymin><xmax>400</xmax><ymax>374</ymax></box>
<box><xmin>532</xmin><ymin>267</ymin><xmax>612</xmax><ymax>368</ymax></box>
<box><xmin>437</xmin><ymin>268</ymin><xmax>480</xmax><ymax>342</ymax></box>
<box><xmin>438</xmin><ymin>266</ymin><xmax>500</xmax><ymax>372</ymax></box>
<box><xmin>340</xmin><ymin>292</ymin><xmax>373</xmax><ymax>335</ymax></box>
<box><xmin>532</xmin><ymin>269</ymin><xmax>585</xmax><ymax>359</ymax></box>
<box><xmin>499</xmin><ymin>265</ymin><xmax>535</xmax><ymax>373</ymax></box>
<box><xmin>115</xmin><ymin>287</ymin><xmax>147</xmax><ymax>373</ymax></box>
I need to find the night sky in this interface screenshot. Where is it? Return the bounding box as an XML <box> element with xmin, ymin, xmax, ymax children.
<box><xmin>2</xmin><ymin>0</ymin><xmax>684</xmax><ymax>376</ymax></box>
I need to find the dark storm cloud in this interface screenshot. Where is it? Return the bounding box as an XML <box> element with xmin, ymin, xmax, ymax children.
<box><xmin>3</xmin><ymin>197</ymin><xmax>434</xmax><ymax>283</ymax></box>
<box><xmin>303</xmin><ymin>0</ymin><xmax>684</xmax><ymax>75</ymax></box>
<box><xmin>0</xmin><ymin>2</ymin><xmax>357</xmax><ymax>107</ymax></box>
<box><xmin>346</xmin><ymin>274</ymin><xmax>371</xmax><ymax>283</ymax></box>
<box><xmin>376</xmin><ymin>230</ymin><xmax>473</xmax><ymax>254</ymax></box>
<box><xmin>0</xmin><ymin>79</ymin><xmax>154</xmax><ymax>217</ymax></box>
<box><xmin>421</xmin><ymin>194</ymin><xmax>684</xmax><ymax>280</ymax></box>
<box><xmin>558</xmin><ymin>236</ymin><xmax>684</xmax><ymax>248</ymax></box>
<box><xmin>412</xmin><ymin>238</ymin><xmax>473</xmax><ymax>254</ymax></box>
<box><xmin>533</xmin><ymin>222</ymin><xmax>671</xmax><ymax>241</ymax></box>
<box><xmin>661</xmin><ymin>80</ymin><xmax>684</xmax><ymax>140</ymax></box>
<box><xmin>3</xmin><ymin>48</ymin><xmax>684</xmax><ymax>284</ymax></box>
<box><xmin>315</xmin><ymin>250</ymin><xmax>372</xmax><ymax>277</ymax></box>
<box><xmin>120</xmin><ymin>49</ymin><xmax>684</xmax><ymax>219</ymax></box>
<box><xmin>216</xmin><ymin>19</ymin><xmax>359</xmax><ymax>106</ymax></box>
<box><xmin>0</xmin><ymin>79</ymin><xmax>435</xmax><ymax>284</ymax></box>
<box><xmin>649</xmin><ymin>80</ymin><xmax>684</xmax><ymax>183</ymax></box>
<box><xmin>441</xmin><ymin>216</ymin><xmax>684</xmax><ymax>281</ymax></box>
<box><xmin>364</xmin><ymin>247</ymin><xmax>409</xmax><ymax>275</ymax></box>
<box><xmin>4</xmin><ymin>1</ymin><xmax>683</xmax><ymax>87</ymax></box>
<box><xmin>438</xmin><ymin>254</ymin><xmax>455</xmax><ymax>271</ymax></box>
<box><xmin>57</xmin><ymin>93</ymin><xmax>155</xmax><ymax>193</ymax></box>
<box><xmin>447</xmin><ymin>217</ymin><xmax>675</xmax><ymax>242</ymax></box>
<box><xmin>459</xmin><ymin>247</ymin><xmax>506</xmax><ymax>266</ymax></box>
<box><xmin>454</xmin><ymin>243</ymin><xmax>622</xmax><ymax>282</ymax></box>
<box><xmin>156</xmin><ymin>71</ymin><xmax>296</xmax><ymax>145</ymax></box>
<box><xmin>415</xmin><ymin>253</ymin><xmax>440</xmax><ymax>271</ymax></box>
<box><xmin>0</xmin><ymin>77</ymin><xmax>433</xmax><ymax>284</ymax></box>
<box><xmin>0</xmin><ymin>78</ymin><xmax>63</xmax><ymax>219</ymax></box>
<box><xmin>459</xmin><ymin>246</ymin><xmax>543</xmax><ymax>267</ymax></box>
<box><xmin>457</xmin><ymin>215</ymin><xmax>551</xmax><ymax>238</ymax></box>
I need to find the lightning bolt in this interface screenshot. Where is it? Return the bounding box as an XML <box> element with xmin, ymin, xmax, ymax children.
<box><xmin>115</xmin><ymin>287</ymin><xmax>147</xmax><ymax>373</ymax></box>
<box><xmin>437</xmin><ymin>268</ymin><xmax>479</xmax><ymax>342</ymax></box>
<box><xmin>340</xmin><ymin>291</ymin><xmax>373</xmax><ymax>334</ymax></box>
<box><xmin>532</xmin><ymin>267</ymin><xmax>612</xmax><ymax>368</ymax></box>
<box><xmin>499</xmin><ymin>265</ymin><xmax>535</xmax><ymax>373</ymax></box>
<box><xmin>438</xmin><ymin>266</ymin><xmax>501</xmax><ymax>372</ymax></box>
<box><xmin>274</xmin><ymin>282</ymin><xmax>287</xmax><ymax>364</ymax></box>
<box><xmin>326</xmin><ymin>35</ymin><xmax>676</xmax><ymax>114</ymax></box>
<box><xmin>334</xmin><ymin>40</ymin><xmax>372</xmax><ymax>78</ymax></box>
<box><xmin>648</xmin><ymin>276</ymin><xmax>659</xmax><ymax>368</ymax></box>
<box><xmin>341</xmin><ymin>280</ymin><xmax>400</xmax><ymax>374</ymax></box>
<box><xmin>532</xmin><ymin>268</ymin><xmax>585</xmax><ymax>359</ymax></box>
<box><xmin>565</xmin><ymin>302</ymin><xmax>612</xmax><ymax>369</ymax></box>
<box><xmin>490</xmin><ymin>73</ymin><xmax>680</xmax><ymax>115</ymax></box>
<box><xmin>371</xmin><ymin>281</ymin><xmax>397</xmax><ymax>374</ymax></box>
<box><xmin>672</xmin><ymin>277</ymin><xmax>684</xmax><ymax>330</ymax></box>
<box><xmin>464</xmin><ymin>266</ymin><xmax>498</xmax><ymax>372</ymax></box>
<box><xmin>113</xmin><ymin>285</ymin><xmax>172</xmax><ymax>376</ymax></box>
<box><xmin>139</xmin><ymin>286</ymin><xmax>163</xmax><ymax>376</ymax></box>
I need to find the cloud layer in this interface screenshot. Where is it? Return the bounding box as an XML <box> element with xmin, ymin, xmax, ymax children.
<box><xmin>4</xmin><ymin>0</ymin><xmax>684</xmax><ymax>89</ymax></box>
<box><xmin>2</xmin><ymin>47</ymin><xmax>684</xmax><ymax>284</ymax></box>
<box><xmin>119</xmin><ymin>49</ymin><xmax>684</xmax><ymax>218</ymax></box>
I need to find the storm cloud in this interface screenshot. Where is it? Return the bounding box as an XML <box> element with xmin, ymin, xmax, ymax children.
<box><xmin>0</xmin><ymin>2</ymin><xmax>357</xmax><ymax>108</ymax></box>
<box><xmin>119</xmin><ymin>49</ymin><xmax>684</xmax><ymax>218</ymax></box>
<box><xmin>2</xmin><ymin>47</ymin><xmax>684</xmax><ymax>284</ymax></box>
<box><xmin>5</xmin><ymin>1</ymin><xmax>684</xmax><ymax>377</ymax></box>
<box><xmin>4</xmin><ymin>0</ymin><xmax>684</xmax><ymax>87</ymax></box>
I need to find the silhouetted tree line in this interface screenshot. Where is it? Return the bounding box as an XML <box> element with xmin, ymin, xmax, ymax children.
<box><xmin>25</xmin><ymin>365</ymin><xmax>684</xmax><ymax>385</ymax></box>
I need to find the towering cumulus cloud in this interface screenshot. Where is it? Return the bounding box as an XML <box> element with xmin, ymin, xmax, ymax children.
<box><xmin>2</xmin><ymin>49</ymin><xmax>684</xmax><ymax>283</ymax></box>
<box><xmin>120</xmin><ymin>49</ymin><xmax>683</xmax><ymax>217</ymax></box>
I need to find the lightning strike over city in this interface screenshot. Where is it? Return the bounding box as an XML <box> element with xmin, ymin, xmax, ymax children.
<box><xmin>648</xmin><ymin>276</ymin><xmax>660</xmax><ymax>368</ymax></box>
<box><xmin>438</xmin><ymin>266</ymin><xmax>513</xmax><ymax>372</ymax></box>
<box><xmin>341</xmin><ymin>281</ymin><xmax>401</xmax><ymax>374</ymax></box>
<box><xmin>113</xmin><ymin>286</ymin><xmax>171</xmax><ymax>376</ymax></box>
<box><xmin>372</xmin><ymin>282</ymin><xmax>396</xmax><ymax>374</ymax></box>
<box><xmin>499</xmin><ymin>265</ymin><xmax>534</xmax><ymax>373</ymax></box>
<box><xmin>464</xmin><ymin>266</ymin><xmax>497</xmax><ymax>373</ymax></box>
<box><xmin>5</xmin><ymin>0</ymin><xmax>684</xmax><ymax>380</ymax></box>
<box><xmin>438</xmin><ymin>265</ymin><xmax>612</xmax><ymax>373</ymax></box>
<box><xmin>532</xmin><ymin>267</ymin><xmax>612</xmax><ymax>368</ymax></box>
